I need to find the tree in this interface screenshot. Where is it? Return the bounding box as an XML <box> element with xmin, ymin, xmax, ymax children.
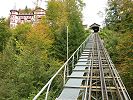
<box><xmin>66</xmin><ymin>0</ymin><xmax>85</xmax><ymax>55</ymax></box>
<box><xmin>105</xmin><ymin>0</ymin><xmax>133</xmax><ymax>32</ymax></box>
<box><xmin>19</xmin><ymin>6</ymin><xmax>32</xmax><ymax>14</ymax></box>
<box><xmin>104</xmin><ymin>0</ymin><xmax>133</xmax><ymax>97</ymax></box>
<box><xmin>0</xmin><ymin>18</ymin><xmax>11</xmax><ymax>52</ymax></box>
<box><xmin>0</xmin><ymin>21</ymin><xmax>62</xmax><ymax>99</ymax></box>
<box><xmin>0</xmin><ymin>0</ymin><xmax>87</xmax><ymax>99</ymax></box>
<box><xmin>46</xmin><ymin>0</ymin><xmax>86</xmax><ymax>60</ymax></box>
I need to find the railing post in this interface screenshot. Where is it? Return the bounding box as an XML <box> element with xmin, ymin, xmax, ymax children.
<box><xmin>45</xmin><ymin>82</ymin><xmax>52</xmax><ymax>100</ymax></box>
<box><xmin>80</xmin><ymin>47</ymin><xmax>82</xmax><ymax>55</ymax></box>
<box><xmin>64</xmin><ymin>65</ymin><xmax>67</xmax><ymax>85</ymax></box>
<box><xmin>72</xmin><ymin>55</ymin><xmax>74</xmax><ymax>69</ymax></box>
<box><xmin>77</xmin><ymin>50</ymin><xmax>79</xmax><ymax>61</ymax></box>
<box><xmin>67</xmin><ymin>63</ymin><xmax>69</xmax><ymax>76</ymax></box>
<box><xmin>83</xmin><ymin>42</ymin><xmax>85</xmax><ymax>49</ymax></box>
<box><xmin>82</xmin><ymin>44</ymin><xmax>84</xmax><ymax>52</ymax></box>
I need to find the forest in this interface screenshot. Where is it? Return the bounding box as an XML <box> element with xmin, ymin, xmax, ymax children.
<box><xmin>101</xmin><ymin>0</ymin><xmax>133</xmax><ymax>98</ymax></box>
<box><xmin>0</xmin><ymin>0</ymin><xmax>132</xmax><ymax>99</ymax></box>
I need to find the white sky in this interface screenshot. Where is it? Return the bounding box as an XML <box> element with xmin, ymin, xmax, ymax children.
<box><xmin>0</xmin><ymin>0</ymin><xmax>107</xmax><ymax>26</ymax></box>
<box><xmin>83</xmin><ymin>0</ymin><xmax>108</xmax><ymax>26</ymax></box>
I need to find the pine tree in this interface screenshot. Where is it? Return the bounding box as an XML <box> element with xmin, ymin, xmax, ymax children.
<box><xmin>104</xmin><ymin>0</ymin><xmax>133</xmax><ymax>98</ymax></box>
<box><xmin>46</xmin><ymin>0</ymin><xmax>86</xmax><ymax>60</ymax></box>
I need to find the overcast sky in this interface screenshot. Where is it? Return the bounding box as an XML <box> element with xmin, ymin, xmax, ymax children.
<box><xmin>0</xmin><ymin>0</ymin><xmax>108</xmax><ymax>26</ymax></box>
<box><xmin>83</xmin><ymin>0</ymin><xmax>108</xmax><ymax>26</ymax></box>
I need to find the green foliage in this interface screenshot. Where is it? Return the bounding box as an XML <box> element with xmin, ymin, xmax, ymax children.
<box><xmin>103</xmin><ymin>0</ymin><xmax>133</xmax><ymax>96</ymax></box>
<box><xmin>0</xmin><ymin>0</ymin><xmax>87</xmax><ymax>99</ymax></box>
<box><xmin>0</xmin><ymin>21</ymin><xmax>62</xmax><ymax>99</ymax></box>
<box><xmin>46</xmin><ymin>0</ymin><xmax>86</xmax><ymax>60</ymax></box>
<box><xmin>100</xmin><ymin>28</ymin><xmax>133</xmax><ymax>97</ymax></box>
<box><xmin>105</xmin><ymin>0</ymin><xmax>133</xmax><ymax>32</ymax></box>
<box><xmin>0</xmin><ymin>18</ymin><xmax>11</xmax><ymax>52</ymax></box>
<box><xmin>66</xmin><ymin>0</ymin><xmax>86</xmax><ymax>55</ymax></box>
<box><xmin>19</xmin><ymin>6</ymin><xmax>32</xmax><ymax>14</ymax></box>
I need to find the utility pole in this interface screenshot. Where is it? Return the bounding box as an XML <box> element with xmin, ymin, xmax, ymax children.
<box><xmin>67</xmin><ymin>25</ymin><xmax>69</xmax><ymax>76</ymax></box>
<box><xmin>67</xmin><ymin>26</ymin><xmax>69</xmax><ymax>60</ymax></box>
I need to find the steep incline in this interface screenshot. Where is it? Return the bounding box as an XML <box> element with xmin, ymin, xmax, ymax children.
<box><xmin>33</xmin><ymin>33</ymin><xmax>131</xmax><ymax>100</ymax></box>
<box><xmin>57</xmin><ymin>33</ymin><xmax>131</xmax><ymax>100</ymax></box>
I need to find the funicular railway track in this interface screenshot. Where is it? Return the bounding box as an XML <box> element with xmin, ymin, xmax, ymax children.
<box><xmin>57</xmin><ymin>33</ymin><xmax>131</xmax><ymax>100</ymax></box>
<box><xmin>33</xmin><ymin>32</ymin><xmax>131</xmax><ymax>100</ymax></box>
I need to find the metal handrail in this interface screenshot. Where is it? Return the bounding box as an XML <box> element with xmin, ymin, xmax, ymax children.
<box><xmin>33</xmin><ymin>33</ymin><xmax>92</xmax><ymax>100</ymax></box>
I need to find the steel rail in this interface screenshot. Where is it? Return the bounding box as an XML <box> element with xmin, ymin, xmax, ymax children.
<box><xmin>96</xmin><ymin>33</ymin><xmax>109</xmax><ymax>100</ymax></box>
<box><xmin>107</xmin><ymin>50</ymin><xmax>131</xmax><ymax>100</ymax></box>
<box><xmin>106</xmin><ymin>53</ymin><xmax>131</xmax><ymax>100</ymax></box>
<box><xmin>97</xmin><ymin>34</ymin><xmax>123</xmax><ymax>100</ymax></box>
<box><xmin>33</xmin><ymin>32</ymin><xmax>131</xmax><ymax>100</ymax></box>
<box><xmin>113</xmin><ymin>67</ymin><xmax>131</xmax><ymax>100</ymax></box>
<box><xmin>96</xmin><ymin>33</ymin><xmax>105</xmax><ymax>99</ymax></box>
<box><xmin>84</xmin><ymin>34</ymin><xmax>94</xmax><ymax>100</ymax></box>
<box><xmin>88</xmin><ymin>33</ymin><xmax>95</xmax><ymax>100</ymax></box>
<box><xmin>97</xmin><ymin>34</ymin><xmax>131</xmax><ymax>100</ymax></box>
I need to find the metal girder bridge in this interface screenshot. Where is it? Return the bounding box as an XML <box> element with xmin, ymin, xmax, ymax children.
<box><xmin>33</xmin><ymin>33</ymin><xmax>131</xmax><ymax>100</ymax></box>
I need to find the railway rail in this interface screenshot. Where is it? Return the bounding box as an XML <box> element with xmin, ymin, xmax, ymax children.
<box><xmin>33</xmin><ymin>33</ymin><xmax>131</xmax><ymax>100</ymax></box>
